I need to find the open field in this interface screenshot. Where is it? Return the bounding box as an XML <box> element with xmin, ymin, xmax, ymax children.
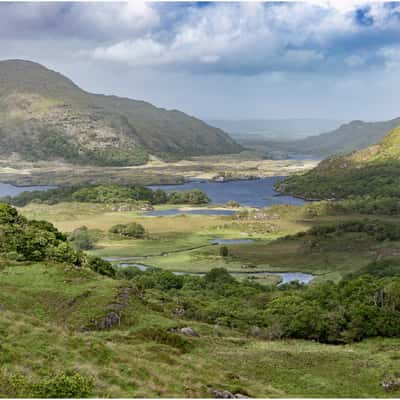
<box><xmin>0</xmin><ymin>261</ymin><xmax>399</xmax><ymax>398</ymax></box>
<box><xmin>18</xmin><ymin>202</ymin><xmax>400</xmax><ymax>282</ymax></box>
<box><xmin>0</xmin><ymin>154</ymin><xmax>318</xmax><ymax>186</ymax></box>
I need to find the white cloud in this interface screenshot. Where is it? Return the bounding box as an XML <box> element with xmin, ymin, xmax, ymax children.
<box><xmin>88</xmin><ymin>3</ymin><xmax>337</xmax><ymax>72</ymax></box>
<box><xmin>344</xmin><ymin>54</ymin><xmax>366</xmax><ymax>67</ymax></box>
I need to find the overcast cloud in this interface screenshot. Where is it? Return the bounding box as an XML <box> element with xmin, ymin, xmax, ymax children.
<box><xmin>1</xmin><ymin>1</ymin><xmax>400</xmax><ymax>121</ymax></box>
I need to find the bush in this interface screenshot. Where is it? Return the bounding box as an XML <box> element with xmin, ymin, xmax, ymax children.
<box><xmin>68</xmin><ymin>226</ymin><xmax>98</xmax><ymax>250</ymax></box>
<box><xmin>167</xmin><ymin>189</ymin><xmax>210</xmax><ymax>205</ymax></box>
<box><xmin>33</xmin><ymin>371</ymin><xmax>94</xmax><ymax>398</ymax></box>
<box><xmin>204</xmin><ymin>268</ymin><xmax>235</xmax><ymax>285</ymax></box>
<box><xmin>138</xmin><ymin>328</ymin><xmax>193</xmax><ymax>353</ymax></box>
<box><xmin>84</xmin><ymin>256</ymin><xmax>115</xmax><ymax>278</ymax></box>
<box><xmin>220</xmin><ymin>246</ymin><xmax>229</xmax><ymax>257</ymax></box>
<box><xmin>109</xmin><ymin>222</ymin><xmax>145</xmax><ymax>238</ymax></box>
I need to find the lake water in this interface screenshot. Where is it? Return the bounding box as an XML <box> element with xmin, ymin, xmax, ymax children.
<box><xmin>148</xmin><ymin>177</ymin><xmax>305</xmax><ymax>208</ymax></box>
<box><xmin>0</xmin><ymin>182</ymin><xmax>56</xmax><ymax>197</ymax></box>
<box><xmin>211</xmin><ymin>238</ymin><xmax>255</xmax><ymax>245</ymax></box>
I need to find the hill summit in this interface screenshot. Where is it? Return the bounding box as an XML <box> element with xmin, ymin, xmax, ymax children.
<box><xmin>0</xmin><ymin>60</ymin><xmax>242</xmax><ymax>166</ymax></box>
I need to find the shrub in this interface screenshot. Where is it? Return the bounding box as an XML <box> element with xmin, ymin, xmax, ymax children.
<box><xmin>84</xmin><ymin>256</ymin><xmax>116</xmax><ymax>277</ymax></box>
<box><xmin>33</xmin><ymin>371</ymin><xmax>94</xmax><ymax>398</ymax></box>
<box><xmin>68</xmin><ymin>226</ymin><xmax>97</xmax><ymax>250</ymax></box>
<box><xmin>109</xmin><ymin>222</ymin><xmax>145</xmax><ymax>238</ymax></box>
<box><xmin>204</xmin><ymin>268</ymin><xmax>235</xmax><ymax>285</ymax></box>
<box><xmin>220</xmin><ymin>246</ymin><xmax>229</xmax><ymax>257</ymax></box>
<box><xmin>138</xmin><ymin>328</ymin><xmax>193</xmax><ymax>353</ymax></box>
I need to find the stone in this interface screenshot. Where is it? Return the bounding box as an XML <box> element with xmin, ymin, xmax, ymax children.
<box><xmin>208</xmin><ymin>389</ymin><xmax>249</xmax><ymax>399</ymax></box>
<box><xmin>382</xmin><ymin>380</ymin><xmax>400</xmax><ymax>392</ymax></box>
<box><xmin>97</xmin><ymin>311</ymin><xmax>121</xmax><ymax>330</ymax></box>
<box><xmin>179</xmin><ymin>327</ymin><xmax>199</xmax><ymax>337</ymax></box>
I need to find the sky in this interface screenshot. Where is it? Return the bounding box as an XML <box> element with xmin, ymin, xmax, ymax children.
<box><xmin>1</xmin><ymin>1</ymin><xmax>400</xmax><ymax>121</ymax></box>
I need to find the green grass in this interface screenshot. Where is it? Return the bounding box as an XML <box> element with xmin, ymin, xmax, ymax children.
<box><xmin>19</xmin><ymin>202</ymin><xmax>400</xmax><ymax>282</ymax></box>
<box><xmin>1</xmin><ymin>261</ymin><xmax>399</xmax><ymax>398</ymax></box>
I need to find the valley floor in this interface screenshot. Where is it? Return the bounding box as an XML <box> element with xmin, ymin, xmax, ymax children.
<box><xmin>19</xmin><ymin>202</ymin><xmax>400</xmax><ymax>283</ymax></box>
<box><xmin>0</xmin><ymin>154</ymin><xmax>319</xmax><ymax>186</ymax></box>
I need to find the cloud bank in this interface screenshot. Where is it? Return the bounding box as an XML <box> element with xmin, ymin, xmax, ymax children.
<box><xmin>0</xmin><ymin>1</ymin><xmax>400</xmax><ymax>120</ymax></box>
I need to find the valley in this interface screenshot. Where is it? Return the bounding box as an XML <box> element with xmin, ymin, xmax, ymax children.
<box><xmin>3</xmin><ymin>3</ymin><xmax>400</xmax><ymax>398</ymax></box>
<box><xmin>0</xmin><ymin>153</ymin><xmax>318</xmax><ymax>186</ymax></box>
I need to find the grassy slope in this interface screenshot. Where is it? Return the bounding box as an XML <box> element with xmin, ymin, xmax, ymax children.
<box><xmin>1</xmin><ymin>261</ymin><xmax>399</xmax><ymax>398</ymax></box>
<box><xmin>277</xmin><ymin>126</ymin><xmax>400</xmax><ymax>200</ymax></box>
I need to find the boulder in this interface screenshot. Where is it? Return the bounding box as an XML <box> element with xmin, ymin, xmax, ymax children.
<box><xmin>382</xmin><ymin>379</ymin><xmax>400</xmax><ymax>391</ymax></box>
<box><xmin>97</xmin><ymin>311</ymin><xmax>121</xmax><ymax>330</ymax></box>
<box><xmin>171</xmin><ymin>326</ymin><xmax>199</xmax><ymax>337</ymax></box>
<box><xmin>208</xmin><ymin>389</ymin><xmax>249</xmax><ymax>399</ymax></box>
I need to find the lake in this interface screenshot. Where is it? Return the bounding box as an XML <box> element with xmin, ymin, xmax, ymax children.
<box><xmin>0</xmin><ymin>182</ymin><xmax>56</xmax><ymax>197</ymax></box>
<box><xmin>148</xmin><ymin>176</ymin><xmax>306</xmax><ymax>208</ymax></box>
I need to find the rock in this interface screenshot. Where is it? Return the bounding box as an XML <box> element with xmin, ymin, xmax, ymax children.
<box><xmin>241</xmin><ymin>264</ymin><xmax>257</xmax><ymax>269</ymax></box>
<box><xmin>208</xmin><ymin>389</ymin><xmax>250</xmax><ymax>399</ymax></box>
<box><xmin>97</xmin><ymin>311</ymin><xmax>121</xmax><ymax>330</ymax></box>
<box><xmin>171</xmin><ymin>326</ymin><xmax>199</xmax><ymax>337</ymax></box>
<box><xmin>382</xmin><ymin>379</ymin><xmax>400</xmax><ymax>391</ymax></box>
<box><xmin>179</xmin><ymin>327</ymin><xmax>199</xmax><ymax>337</ymax></box>
<box><xmin>209</xmin><ymin>389</ymin><xmax>235</xmax><ymax>398</ymax></box>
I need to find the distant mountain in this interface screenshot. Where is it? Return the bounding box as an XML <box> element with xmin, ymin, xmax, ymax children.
<box><xmin>263</xmin><ymin>118</ymin><xmax>400</xmax><ymax>157</ymax></box>
<box><xmin>208</xmin><ymin>118</ymin><xmax>344</xmax><ymax>140</ymax></box>
<box><xmin>277</xmin><ymin>125</ymin><xmax>400</xmax><ymax>200</ymax></box>
<box><xmin>0</xmin><ymin>60</ymin><xmax>242</xmax><ymax>166</ymax></box>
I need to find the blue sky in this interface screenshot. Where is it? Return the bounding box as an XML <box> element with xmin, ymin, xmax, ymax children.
<box><xmin>1</xmin><ymin>1</ymin><xmax>400</xmax><ymax>121</ymax></box>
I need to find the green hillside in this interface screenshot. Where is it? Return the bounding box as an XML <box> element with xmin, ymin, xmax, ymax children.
<box><xmin>0</xmin><ymin>60</ymin><xmax>242</xmax><ymax>166</ymax></box>
<box><xmin>276</xmin><ymin>126</ymin><xmax>400</xmax><ymax>200</ymax></box>
<box><xmin>2</xmin><ymin>203</ymin><xmax>400</xmax><ymax>397</ymax></box>
<box><xmin>252</xmin><ymin>118</ymin><xmax>400</xmax><ymax>158</ymax></box>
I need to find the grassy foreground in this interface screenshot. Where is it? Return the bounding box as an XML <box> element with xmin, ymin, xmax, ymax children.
<box><xmin>1</xmin><ymin>261</ymin><xmax>399</xmax><ymax>398</ymax></box>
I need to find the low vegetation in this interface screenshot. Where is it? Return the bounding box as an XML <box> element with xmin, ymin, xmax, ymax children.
<box><xmin>0</xmin><ymin>203</ymin><xmax>115</xmax><ymax>277</ymax></box>
<box><xmin>109</xmin><ymin>222</ymin><xmax>146</xmax><ymax>238</ymax></box>
<box><xmin>1</xmin><ymin>200</ymin><xmax>400</xmax><ymax>397</ymax></box>
<box><xmin>2</xmin><ymin>184</ymin><xmax>210</xmax><ymax>207</ymax></box>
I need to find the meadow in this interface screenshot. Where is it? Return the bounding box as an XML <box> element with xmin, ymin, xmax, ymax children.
<box><xmin>18</xmin><ymin>201</ymin><xmax>400</xmax><ymax>283</ymax></box>
<box><xmin>1</xmin><ymin>261</ymin><xmax>399</xmax><ymax>398</ymax></box>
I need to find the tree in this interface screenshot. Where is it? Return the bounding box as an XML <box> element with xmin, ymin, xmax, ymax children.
<box><xmin>220</xmin><ymin>246</ymin><xmax>229</xmax><ymax>257</ymax></box>
<box><xmin>68</xmin><ymin>226</ymin><xmax>95</xmax><ymax>250</ymax></box>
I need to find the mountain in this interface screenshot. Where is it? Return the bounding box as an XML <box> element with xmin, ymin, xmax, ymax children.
<box><xmin>208</xmin><ymin>118</ymin><xmax>344</xmax><ymax>139</ymax></box>
<box><xmin>257</xmin><ymin>118</ymin><xmax>400</xmax><ymax>157</ymax></box>
<box><xmin>276</xmin><ymin>125</ymin><xmax>400</xmax><ymax>200</ymax></box>
<box><xmin>0</xmin><ymin>60</ymin><xmax>242</xmax><ymax>166</ymax></box>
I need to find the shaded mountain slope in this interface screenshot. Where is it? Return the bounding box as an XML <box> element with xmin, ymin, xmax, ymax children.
<box><xmin>0</xmin><ymin>60</ymin><xmax>241</xmax><ymax>166</ymax></box>
<box><xmin>263</xmin><ymin>118</ymin><xmax>400</xmax><ymax>157</ymax></box>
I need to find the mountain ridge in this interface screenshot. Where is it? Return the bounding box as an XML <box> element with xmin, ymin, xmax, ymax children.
<box><xmin>258</xmin><ymin>117</ymin><xmax>400</xmax><ymax>157</ymax></box>
<box><xmin>276</xmin><ymin>125</ymin><xmax>400</xmax><ymax>200</ymax></box>
<box><xmin>0</xmin><ymin>59</ymin><xmax>242</xmax><ymax>166</ymax></box>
